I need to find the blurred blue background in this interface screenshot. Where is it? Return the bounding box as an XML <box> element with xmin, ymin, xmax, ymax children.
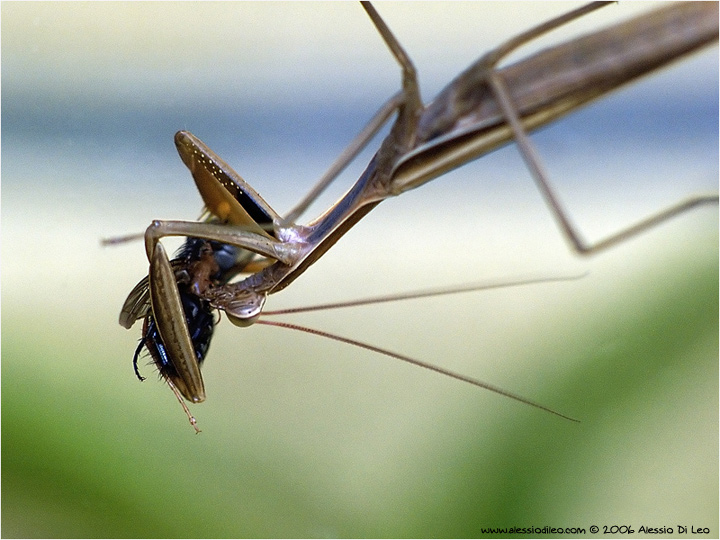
<box><xmin>3</xmin><ymin>2</ymin><xmax>717</xmax><ymax>537</ymax></box>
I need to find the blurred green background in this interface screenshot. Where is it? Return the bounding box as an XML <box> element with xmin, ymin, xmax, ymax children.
<box><xmin>3</xmin><ymin>2</ymin><xmax>717</xmax><ymax>538</ymax></box>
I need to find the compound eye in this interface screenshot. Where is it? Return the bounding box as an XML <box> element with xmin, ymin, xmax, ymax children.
<box><xmin>225</xmin><ymin>291</ymin><xmax>267</xmax><ymax>327</ymax></box>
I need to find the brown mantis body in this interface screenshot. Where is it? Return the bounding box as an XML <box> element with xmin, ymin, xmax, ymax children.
<box><xmin>113</xmin><ymin>2</ymin><xmax>718</xmax><ymax>430</ymax></box>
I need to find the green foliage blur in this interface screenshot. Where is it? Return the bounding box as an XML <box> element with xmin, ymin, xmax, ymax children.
<box><xmin>3</xmin><ymin>245</ymin><xmax>717</xmax><ymax>537</ymax></box>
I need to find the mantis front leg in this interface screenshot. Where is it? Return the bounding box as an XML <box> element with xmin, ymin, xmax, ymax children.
<box><xmin>143</xmin><ymin>219</ymin><xmax>302</xmax><ymax>267</ymax></box>
<box><xmin>143</xmin><ymin>219</ymin><xmax>305</xmax><ymax>329</ymax></box>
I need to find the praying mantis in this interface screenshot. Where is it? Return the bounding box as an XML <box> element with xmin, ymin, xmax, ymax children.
<box><xmin>110</xmin><ymin>2</ymin><xmax>718</xmax><ymax>431</ymax></box>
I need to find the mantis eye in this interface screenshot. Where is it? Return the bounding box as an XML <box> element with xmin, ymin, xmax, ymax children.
<box><xmin>225</xmin><ymin>291</ymin><xmax>267</xmax><ymax>327</ymax></box>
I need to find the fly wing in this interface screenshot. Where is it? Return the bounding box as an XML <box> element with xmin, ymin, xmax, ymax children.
<box><xmin>119</xmin><ymin>275</ymin><xmax>150</xmax><ymax>329</ymax></box>
<box><xmin>119</xmin><ymin>259</ymin><xmax>188</xmax><ymax>329</ymax></box>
